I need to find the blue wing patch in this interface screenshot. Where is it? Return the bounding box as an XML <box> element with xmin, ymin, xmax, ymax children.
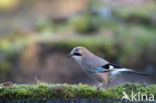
<box><xmin>89</xmin><ymin>63</ymin><xmax>121</xmax><ymax>73</ymax></box>
<box><xmin>89</xmin><ymin>67</ymin><xmax>108</xmax><ymax>73</ymax></box>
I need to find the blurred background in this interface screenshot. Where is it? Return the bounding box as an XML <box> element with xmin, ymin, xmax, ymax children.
<box><xmin>0</xmin><ymin>0</ymin><xmax>155</xmax><ymax>87</ymax></box>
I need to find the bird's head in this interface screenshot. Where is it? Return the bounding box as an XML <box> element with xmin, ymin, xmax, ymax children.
<box><xmin>67</xmin><ymin>46</ymin><xmax>91</xmax><ymax>64</ymax></box>
<box><xmin>67</xmin><ymin>46</ymin><xmax>88</xmax><ymax>57</ymax></box>
<box><xmin>68</xmin><ymin>46</ymin><xmax>97</xmax><ymax>65</ymax></box>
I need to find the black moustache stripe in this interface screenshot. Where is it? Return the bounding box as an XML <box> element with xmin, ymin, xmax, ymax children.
<box><xmin>73</xmin><ymin>53</ymin><xmax>81</xmax><ymax>56</ymax></box>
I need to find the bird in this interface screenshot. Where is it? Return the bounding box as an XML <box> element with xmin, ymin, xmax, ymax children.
<box><xmin>67</xmin><ymin>46</ymin><xmax>149</xmax><ymax>90</ymax></box>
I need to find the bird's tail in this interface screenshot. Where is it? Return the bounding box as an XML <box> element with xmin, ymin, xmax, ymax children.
<box><xmin>118</xmin><ymin>68</ymin><xmax>149</xmax><ymax>76</ymax></box>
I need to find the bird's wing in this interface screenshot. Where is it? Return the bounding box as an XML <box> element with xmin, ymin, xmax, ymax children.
<box><xmin>89</xmin><ymin>63</ymin><xmax>121</xmax><ymax>73</ymax></box>
<box><xmin>89</xmin><ymin>67</ymin><xmax>108</xmax><ymax>72</ymax></box>
<box><xmin>102</xmin><ymin>63</ymin><xmax>121</xmax><ymax>69</ymax></box>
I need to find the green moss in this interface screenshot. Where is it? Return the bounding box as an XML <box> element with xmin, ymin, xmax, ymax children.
<box><xmin>67</xmin><ymin>14</ymin><xmax>100</xmax><ymax>33</ymax></box>
<box><xmin>0</xmin><ymin>83</ymin><xmax>155</xmax><ymax>100</ymax></box>
<box><xmin>113</xmin><ymin>5</ymin><xmax>156</xmax><ymax>19</ymax></box>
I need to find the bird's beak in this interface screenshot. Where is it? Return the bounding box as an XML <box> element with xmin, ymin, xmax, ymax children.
<box><xmin>67</xmin><ymin>53</ymin><xmax>73</xmax><ymax>57</ymax></box>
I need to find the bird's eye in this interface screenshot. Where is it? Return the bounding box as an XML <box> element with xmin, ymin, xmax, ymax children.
<box><xmin>75</xmin><ymin>48</ymin><xmax>79</xmax><ymax>52</ymax></box>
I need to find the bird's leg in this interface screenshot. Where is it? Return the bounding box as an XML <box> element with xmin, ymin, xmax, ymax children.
<box><xmin>97</xmin><ymin>82</ymin><xmax>103</xmax><ymax>90</ymax></box>
<box><xmin>106</xmin><ymin>82</ymin><xmax>110</xmax><ymax>90</ymax></box>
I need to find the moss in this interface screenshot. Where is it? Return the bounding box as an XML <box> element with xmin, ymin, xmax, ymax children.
<box><xmin>113</xmin><ymin>5</ymin><xmax>156</xmax><ymax>19</ymax></box>
<box><xmin>0</xmin><ymin>83</ymin><xmax>155</xmax><ymax>100</ymax></box>
<box><xmin>112</xmin><ymin>5</ymin><xmax>156</xmax><ymax>27</ymax></box>
<box><xmin>67</xmin><ymin>14</ymin><xmax>99</xmax><ymax>33</ymax></box>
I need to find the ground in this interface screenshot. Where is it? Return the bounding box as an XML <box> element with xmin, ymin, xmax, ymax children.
<box><xmin>0</xmin><ymin>82</ymin><xmax>155</xmax><ymax>101</ymax></box>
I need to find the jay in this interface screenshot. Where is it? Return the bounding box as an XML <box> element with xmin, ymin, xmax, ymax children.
<box><xmin>67</xmin><ymin>46</ymin><xmax>149</xmax><ymax>89</ymax></box>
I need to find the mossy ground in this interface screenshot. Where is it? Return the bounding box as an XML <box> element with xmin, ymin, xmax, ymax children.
<box><xmin>0</xmin><ymin>82</ymin><xmax>155</xmax><ymax>100</ymax></box>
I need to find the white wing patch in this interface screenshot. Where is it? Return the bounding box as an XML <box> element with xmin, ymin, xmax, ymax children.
<box><xmin>109</xmin><ymin>65</ymin><xmax>114</xmax><ymax>69</ymax></box>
